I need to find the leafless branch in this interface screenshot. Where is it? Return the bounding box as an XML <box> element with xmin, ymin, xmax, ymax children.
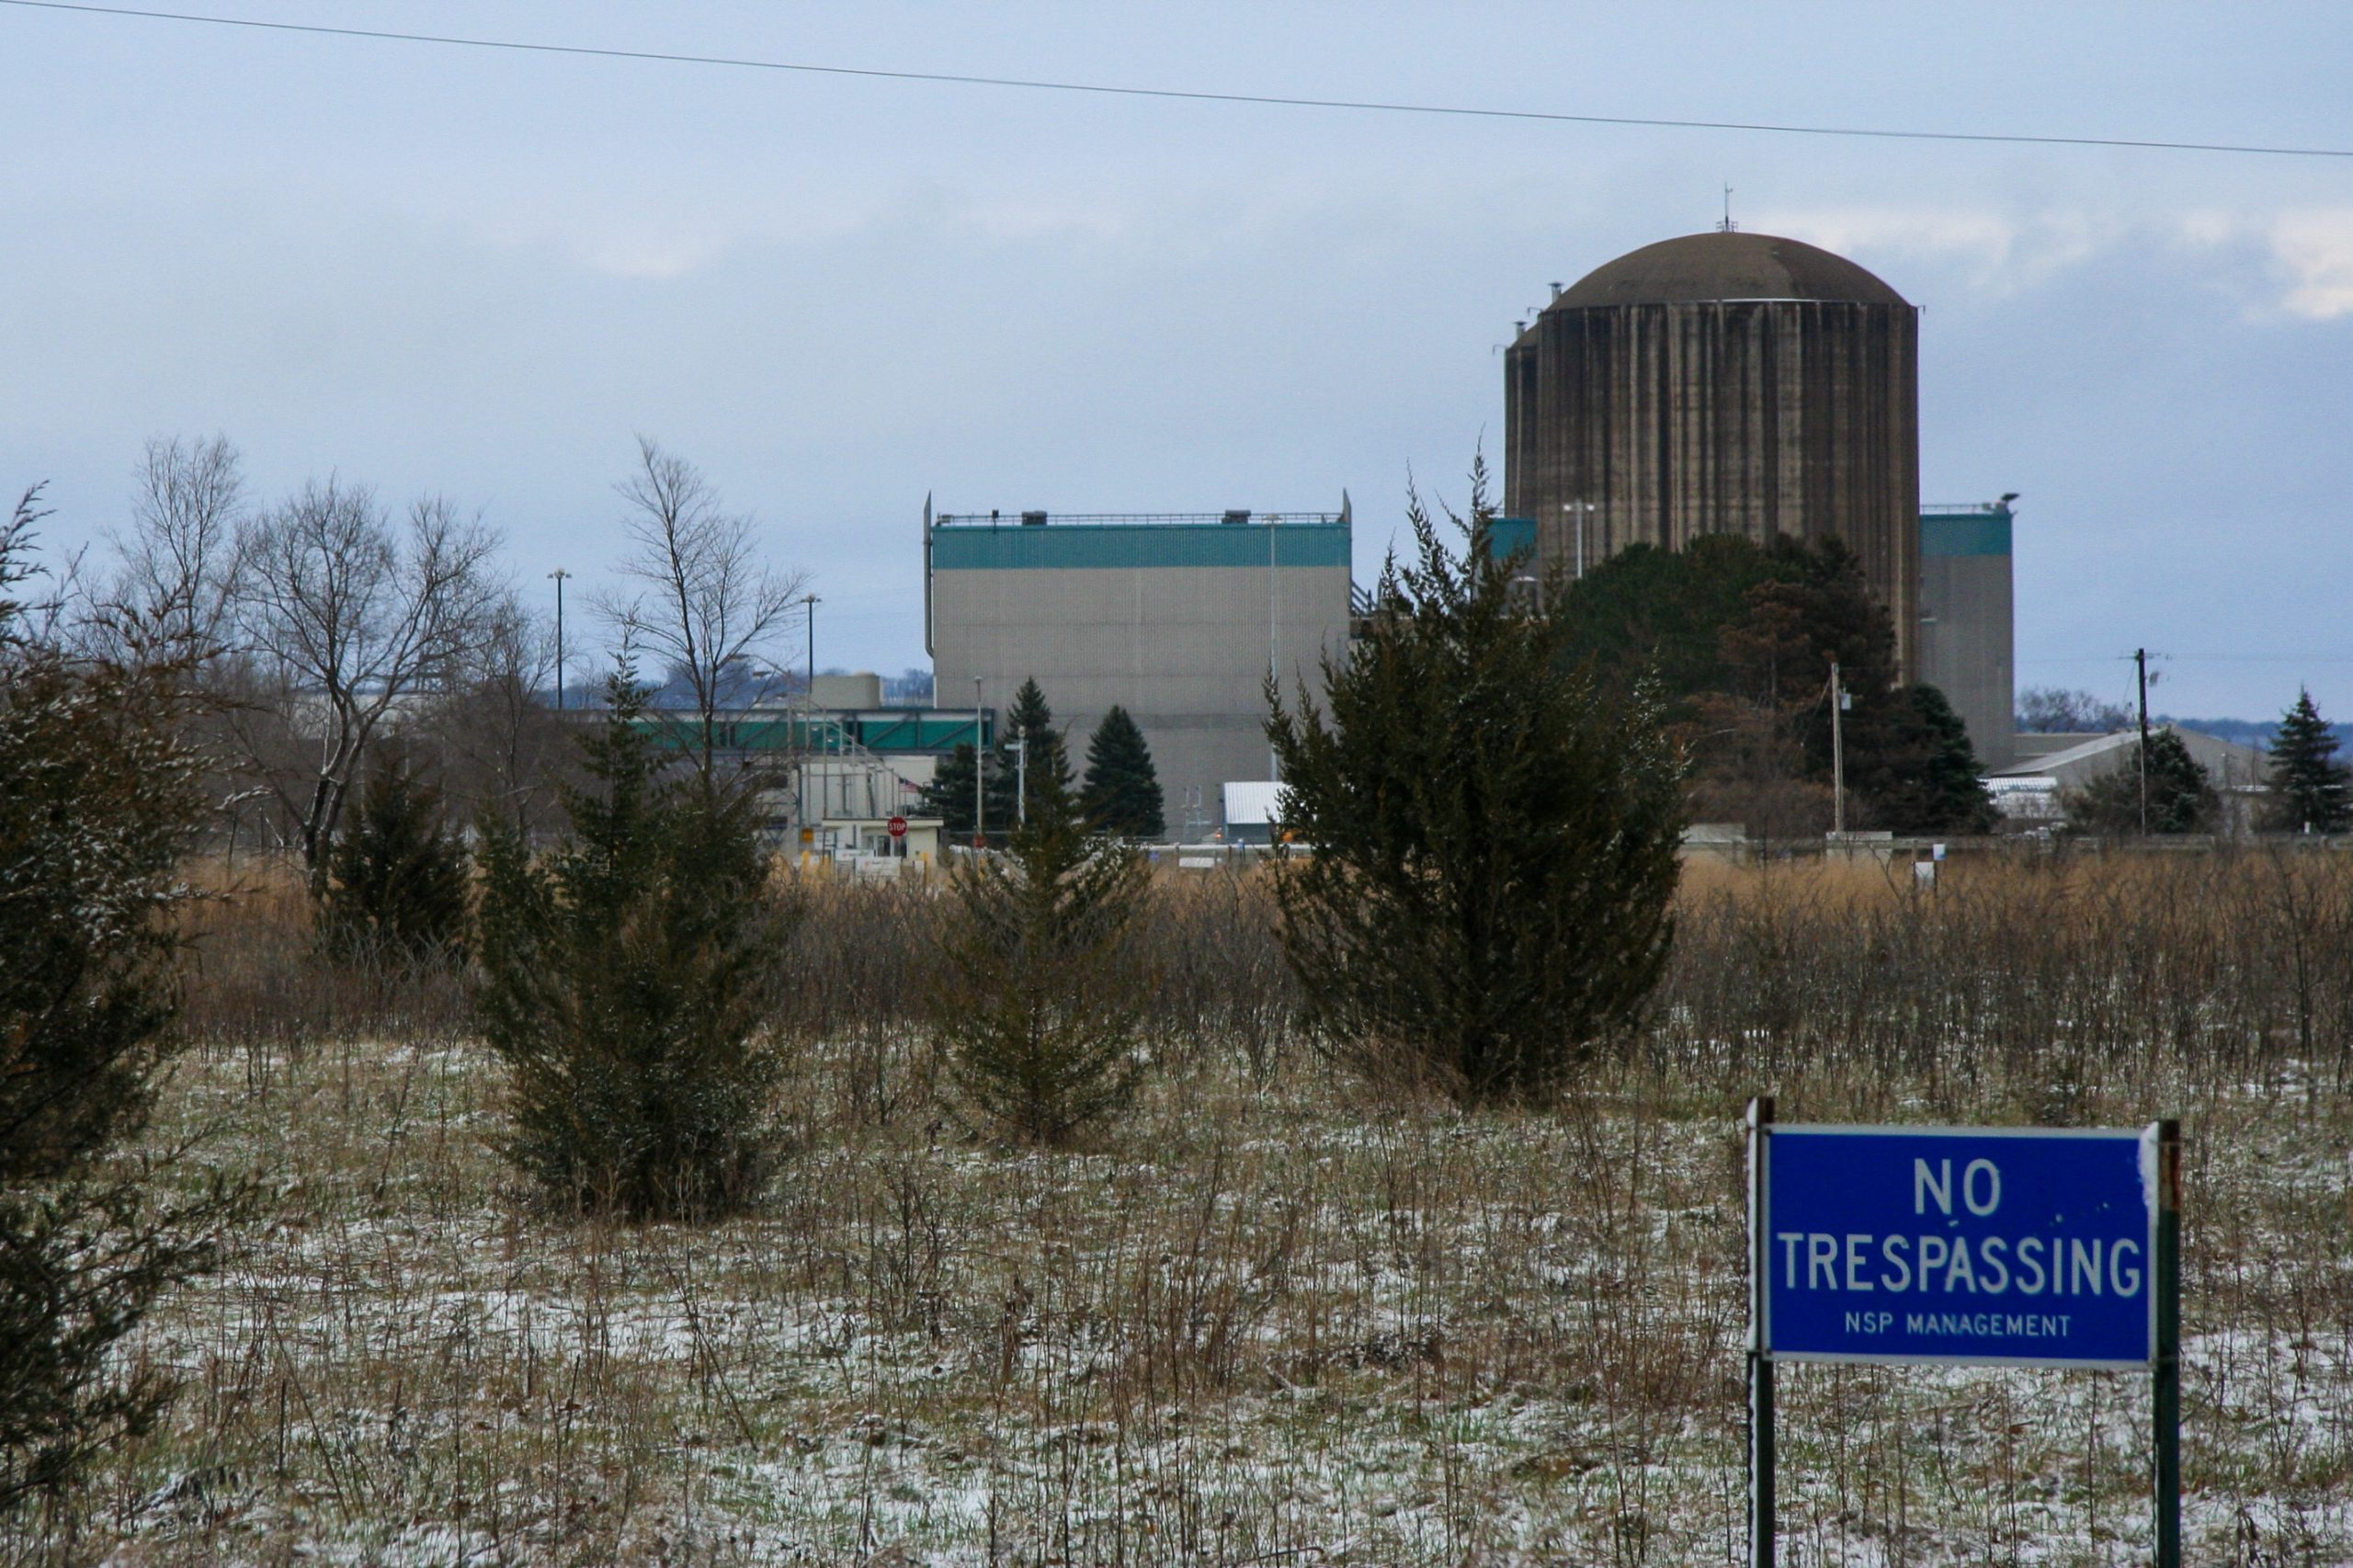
<box><xmin>595</xmin><ymin>437</ymin><xmax>811</xmax><ymax>778</ymax></box>
<box><xmin>226</xmin><ymin>476</ymin><xmax>504</xmax><ymax>888</ymax></box>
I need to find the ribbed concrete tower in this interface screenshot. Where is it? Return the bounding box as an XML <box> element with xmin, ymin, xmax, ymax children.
<box><xmin>1505</xmin><ymin>230</ymin><xmax>1922</xmax><ymax>679</ymax></box>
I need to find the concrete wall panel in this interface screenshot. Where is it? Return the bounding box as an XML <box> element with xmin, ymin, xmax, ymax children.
<box><xmin>932</xmin><ymin>548</ymin><xmax>1350</xmax><ymax>835</ymax></box>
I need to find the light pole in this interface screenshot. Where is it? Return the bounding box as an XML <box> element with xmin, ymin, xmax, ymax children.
<box><xmin>972</xmin><ymin>675</ymin><xmax>984</xmax><ymax>847</ymax></box>
<box><xmin>802</xmin><ymin>593</ymin><xmax>821</xmax><ymax>702</ymax></box>
<box><xmin>1563</xmin><ymin>501</ymin><xmax>1597</xmax><ymax>580</ymax></box>
<box><xmin>1010</xmin><ymin>737</ymin><xmax>1029</xmax><ymax>826</ymax></box>
<box><xmin>1829</xmin><ymin>660</ymin><xmax>1847</xmax><ymax>838</ymax></box>
<box><xmin>546</xmin><ymin>568</ymin><xmax>570</xmax><ymax>710</ymax></box>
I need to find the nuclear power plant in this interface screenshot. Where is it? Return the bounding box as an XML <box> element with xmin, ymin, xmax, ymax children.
<box><xmin>916</xmin><ymin>223</ymin><xmax>2017</xmax><ymax>836</ymax></box>
<box><xmin>1504</xmin><ymin>229</ymin><xmax>1925</xmax><ymax>680</ymax></box>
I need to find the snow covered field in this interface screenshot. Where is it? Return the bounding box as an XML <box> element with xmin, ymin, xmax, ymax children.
<box><xmin>34</xmin><ymin>1020</ymin><xmax>2351</xmax><ymax>1566</ymax></box>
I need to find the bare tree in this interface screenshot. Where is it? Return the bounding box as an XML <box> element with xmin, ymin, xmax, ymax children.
<box><xmin>227</xmin><ymin>477</ymin><xmax>503</xmax><ymax>890</ymax></box>
<box><xmin>423</xmin><ymin>590</ymin><xmax>573</xmax><ymax>837</ymax></box>
<box><xmin>597</xmin><ymin>437</ymin><xmax>810</xmax><ymax>778</ymax></box>
<box><xmin>2017</xmin><ymin>686</ymin><xmax>2132</xmax><ymax>734</ymax></box>
<box><xmin>103</xmin><ymin>436</ymin><xmax>245</xmax><ymax>663</ymax></box>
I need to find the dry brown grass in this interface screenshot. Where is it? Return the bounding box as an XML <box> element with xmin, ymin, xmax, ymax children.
<box><xmin>12</xmin><ymin>850</ymin><xmax>2349</xmax><ymax>1564</ymax></box>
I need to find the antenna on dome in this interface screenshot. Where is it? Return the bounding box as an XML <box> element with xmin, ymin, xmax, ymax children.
<box><xmin>1718</xmin><ymin>185</ymin><xmax>1737</xmax><ymax>233</ymax></box>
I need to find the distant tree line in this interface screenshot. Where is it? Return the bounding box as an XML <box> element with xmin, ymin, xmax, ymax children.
<box><xmin>2020</xmin><ymin>686</ymin><xmax>2350</xmax><ymax>836</ymax></box>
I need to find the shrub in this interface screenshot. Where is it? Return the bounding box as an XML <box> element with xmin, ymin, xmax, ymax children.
<box><xmin>0</xmin><ymin>488</ymin><xmax>241</xmax><ymax>1515</ymax></box>
<box><xmin>933</xmin><ymin>774</ymin><xmax>1153</xmax><ymax>1144</ymax></box>
<box><xmin>1265</xmin><ymin>464</ymin><xmax>1686</xmax><ymax>1104</ymax></box>
<box><xmin>2062</xmin><ymin>729</ymin><xmax>2218</xmax><ymax>835</ymax></box>
<box><xmin>473</xmin><ymin>676</ymin><xmax>796</xmax><ymax>1218</ymax></box>
<box><xmin>321</xmin><ymin>752</ymin><xmax>471</xmax><ymax>962</ymax></box>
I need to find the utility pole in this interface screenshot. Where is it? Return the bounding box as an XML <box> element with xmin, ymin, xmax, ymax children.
<box><xmin>2136</xmin><ymin>647</ymin><xmax>2152</xmax><ymax>835</ymax></box>
<box><xmin>546</xmin><ymin>568</ymin><xmax>570</xmax><ymax>710</ymax></box>
<box><xmin>1829</xmin><ymin>660</ymin><xmax>1847</xmax><ymax>838</ymax></box>
<box><xmin>802</xmin><ymin>593</ymin><xmax>821</xmax><ymax>702</ymax></box>
<box><xmin>972</xmin><ymin>676</ymin><xmax>984</xmax><ymax>848</ymax></box>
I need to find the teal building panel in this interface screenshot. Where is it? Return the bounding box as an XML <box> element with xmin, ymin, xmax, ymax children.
<box><xmin>933</xmin><ymin>523</ymin><xmax>1350</xmax><ymax>572</ymax></box>
<box><xmin>1488</xmin><ymin>517</ymin><xmax>1539</xmax><ymax>562</ymax></box>
<box><xmin>1920</xmin><ymin>509</ymin><xmax>2013</xmax><ymax>559</ymax></box>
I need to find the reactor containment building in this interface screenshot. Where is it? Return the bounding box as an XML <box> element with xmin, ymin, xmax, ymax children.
<box><xmin>1504</xmin><ymin>228</ymin><xmax>1923</xmax><ymax>680</ymax></box>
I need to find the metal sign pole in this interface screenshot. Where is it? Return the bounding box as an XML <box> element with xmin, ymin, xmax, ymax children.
<box><xmin>1748</xmin><ymin>1096</ymin><xmax>1775</xmax><ymax>1568</ymax></box>
<box><xmin>2154</xmin><ymin>1118</ymin><xmax>2181</xmax><ymax>1568</ymax></box>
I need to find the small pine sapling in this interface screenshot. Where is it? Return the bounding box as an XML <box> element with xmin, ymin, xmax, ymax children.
<box><xmin>322</xmin><ymin>751</ymin><xmax>472</xmax><ymax>962</ymax></box>
<box><xmin>473</xmin><ymin>674</ymin><xmax>797</xmax><ymax>1219</ymax></box>
<box><xmin>933</xmin><ymin>770</ymin><xmax>1153</xmax><ymax>1144</ymax></box>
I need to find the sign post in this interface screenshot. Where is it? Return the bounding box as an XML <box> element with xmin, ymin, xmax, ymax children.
<box><xmin>1746</xmin><ymin>1106</ymin><xmax>2177</xmax><ymax>1567</ymax></box>
<box><xmin>2154</xmin><ymin>1118</ymin><xmax>2181</xmax><ymax>1566</ymax></box>
<box><xmin>1747</xmin><ymin>1096</ymin><xmax>1775</xmax><ymax>1568</ymax></box>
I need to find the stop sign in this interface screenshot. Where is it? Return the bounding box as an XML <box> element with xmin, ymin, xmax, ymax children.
<box><xmin>887</xmin><ymin>814</ymin><xmax>908</xmax><ymax>841</ymax></box>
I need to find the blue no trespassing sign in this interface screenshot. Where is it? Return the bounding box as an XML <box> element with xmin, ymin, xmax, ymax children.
<box><xmin>1757</xmin><ymin>1125</ymin><xmax>2158</xmax><ymax>1368</ymax></box>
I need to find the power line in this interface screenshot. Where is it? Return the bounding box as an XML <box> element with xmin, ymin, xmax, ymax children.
<box><xmin>2020</xmin><ymin>654</ymin><xmax>2353</xmax><ymax>666</ymax></box>
<box><xmin>6</xmin><ymin>0</ymin><xmax>2353</xmax><ymax>161</ymax></box>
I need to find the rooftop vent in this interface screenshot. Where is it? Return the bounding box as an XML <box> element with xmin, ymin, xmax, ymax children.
<box><xmin>1222</xmin><ymin>509</ymin><xmax>1252</xmax><ymax>525</ymax></box>
<box><xmin>1020</xmin><ymin>510</ymin><xmax>1047</xmax><ymax>527</ymax></box>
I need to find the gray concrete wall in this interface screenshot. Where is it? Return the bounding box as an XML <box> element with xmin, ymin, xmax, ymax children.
<box><xmin>932</xmin><ymin>561</ymin><xmax>1350</xmax><ymax>835</ymax></box>
<box><xmin>1506</xmin><ymin>299</ymin><xmax>1923</xmax><ymax>680</ymax></box>
<box><xmin>1918</xmin><ymin>549</ymin><xmax>2015</xmax><ymax>771</ymax></box>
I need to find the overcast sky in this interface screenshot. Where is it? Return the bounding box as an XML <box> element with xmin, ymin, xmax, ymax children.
<box><xmin>6</xmin><ymin>1</ymin><xmax>2350</xmax><ymax>718</ymax></box>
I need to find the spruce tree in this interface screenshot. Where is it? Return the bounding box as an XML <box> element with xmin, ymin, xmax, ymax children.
<box><xmin>322</xmin><ymin>753</ymin><xmax>472</xmax><ymax>961</ymax></box>
<box><xmin>1267</xmin><ymin>462</ymin><xmax>1686</xmax><ymax>1105</ymax></box>
<box><xmin>474</xmin><ymin>673</ymin><xmax>796</xmax><ymax>1218</ymax></box>
<box><xmin>916</xmin><ymin>739</ymin><xmax>1016</xmax><ymax>843</ymax></box>
<box><xmin>1079</xmin><ymin>705</ymin><xmax>1165</xmax><ymax>839</ymax></box>
<box><xmin>1004</xmin><ymin>676</ymin><xmax>1073</xmax><ymax>824</ymax></box>
<box><xmin>932</xmin><ymin>759</ymin><xmax>1152</xmax><ymax>1144</ymax></box>
<box><xmin>2263</xmin><ymin>688</ymin><xmax>2351</xmax><ymax>833</ymax></box>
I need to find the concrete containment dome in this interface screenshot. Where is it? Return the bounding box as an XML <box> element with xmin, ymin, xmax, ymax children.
<box><xmin>1554</xmin><ymin>230</ymin><xmax>1910</xmax><ymax>309</ymax></box>
<box><xmin>1505</xmin><ymin>229</ymin><xmax>1923</xmax><ymax>679</ymax></box>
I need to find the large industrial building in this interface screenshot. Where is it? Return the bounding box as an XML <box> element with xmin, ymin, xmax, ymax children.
<box><xmin>1918</xmin><ymin>500</ymin><xmax>2018</xmax><ymax>770</ymax></box>
<box><xmin>924</xmin><ymin>503</ymin><xmax>1353</xmax><ymax>836</ymax></box>
<box><xmin>1504</xmin><ymin>229</ymin><xmax>1924</xmax><ymax>680</ymax></box>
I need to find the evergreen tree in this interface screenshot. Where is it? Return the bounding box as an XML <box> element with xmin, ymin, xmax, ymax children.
<box><xmin>474</xmin><ymin>673</ymin><xmax>797</xmax><ymax>1218</ymax></box>
<box><xmin>0</xmin><ymin>489</ymin><xmax>242</xmax><ymax>1515</ymax></box>
<box><xmin>1558</xmin><ymin>533</ymin><xmax>1806</xmax><ymax>720</ymax></box>
<box><xmin>1717</xmin><ymin>537</ymin><xmax>1900</xmax><ymax>778</ymax></box>
<box><xmin>1004</xmin><ymin>676</ymin><xmax>1073</xmax><ymax>824</ymax></box>
<box><xmin>1267</xmin><ymin>462</ymin><xmax>1686</xmax><ymax>1105</ymax></box>
<box><xmin>1856</xmin><ymin>685</ymin><xmax>2000</xmax><ymax>835</ymax></box>
<box><xmin>322</xmin><ymin>752</ymin><xmax>471</xmax><ymax>962</ymax></box>
<box><xmin>2062</xmin><ymin>729</ymin><xmax>2219</xmax><ymax>835</ymax></box>
<box><xmin>932</xmin><ymin>758</ymin><xmax>1152</xmax><ymax>1144</ymax></box>
<box><xmin>1079</xmin><ymin>704</ymin><xmax>1165</xmax><ymax>839</ymax></box>
<box><xmin>916</xmin><ymin>739</ymin><xmax>1016</xmax><ymax>843</ymax></box>
<box><xmin>2263</xmin><ymin>687</ymin><xmax>2351</xmax><ymax>833</ymax></box>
